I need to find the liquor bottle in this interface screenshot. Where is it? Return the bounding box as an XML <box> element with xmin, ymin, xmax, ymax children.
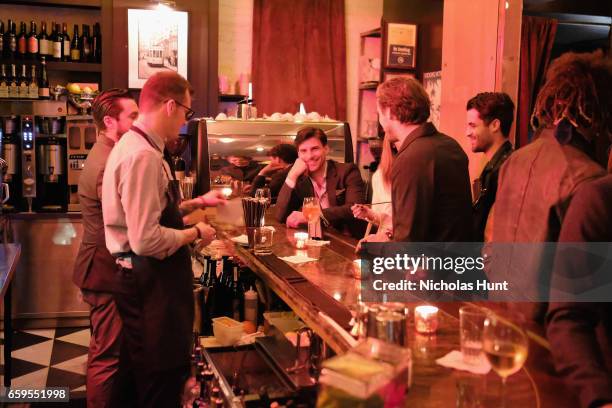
<box><xmin>80</xmin><ymin>24</ymin><xmax>91</xmax><ymax>62</ymax></box>
<box><xmin>61</xmin><ymin>23</ymin><xmax>70</xmax><ymax>61</ymax></box>
<box><xmin>92</xmin><ymin>22</ymin><xmax>101</xmax><ymax>63</ymax></box>
<box><xmin>52</xmin><ymin>23</ymin><xmax>62</xmax><ymax>61</ymax></box>
<box><xmin>0</xmin><ymin>21</ymin><xmax>4</xmax><ymax>56</ymax></box>
<box><xmin>0</xmin><ymin>65</ymin><xmax>9</xmax><ymax>99</ymax></box>
<box><xmin>70</xmin><ymin>25</ymin><xmax>80</xmax><ymax>62</ymax></box>
<box><xmin>38</xmin><ymin>56</ymin><xmax>49</xmax><ymax>99</ymax></box>
<box><xmin>18</xmin><ymin>64</ymin><xmax>28</xmax><ymax>98</ymax></box>
<box><xmin>8</xmin><ymin>64</ymin><xmax>19</xmax><ymax>98</ymax></box>
<box><xmin>38</xmin><ymin>21</ymin><xmax>49</xmax><ymax>59</ymax></box>
<box><xmin>17</xmin><ymin>22</ymin><xmax>27</xmax><ymax>58</ymax></box>
<box><xmin>7</xmin><ymin>21</ymin><xmax>17</xmax><ymax>59</ymax></box>
<box><xmin>27</xmin><ymin>21</ymin><xmax>38</xmax><ymax>60</ymax></box>
<box><xmin>28</xmin><ymin>65</ymin><xmax>38</xmax><ymax>99</ymax></box>
<box><xmin>232</xmin><ymin>264</ymin><xmax>244</xmax><ymax>321</ymax></box>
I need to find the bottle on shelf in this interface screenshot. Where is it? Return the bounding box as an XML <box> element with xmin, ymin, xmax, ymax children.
<box><xmin>38</xmin><ymin>21</ymin><xmax>49</xmax><ymax>60</ymax></box>
<box><xmin>7</xmin><ymin>20</ymin><xmax>17</xmax><ymax>59</ymax></box>
<box><xmin>61</xmin><ymin>23</ymin><xmax>70</xmax><ymax>62</ymax></box>
<box><xmin>28</xmin><ymin>65</ymin><xmax>38</xmax><ymax>99</ymax></box>
<box><xmin>0</xmin><ymin>21</ymin><xmax>4</xmax><ymax>56</ymax></box>
<box><xmin>92</xmin><ymin>22</ymin><xmax>101</xmax><ymax>63</ymax></box>
<box><xmin>8</xmin><ymin>64</ymin><xmax>19</xmax><ymax>98</ymax></box>
<box><xmin>18</xmin><ymin>64</ymin><xmax>28</xmax><ymax>98</ymax></box>
<box><xmin>27</xmin><ymin>21</ymin><xmax>38</xmax><ymax>60</ymax></box>
<box><xmin>80</xmin><ymin>24</ymin><xmax>91</xmax><ymax>63</ymax></box>
<box><xmin>232</xmin><ymin>263</ymin><xmax>244</xmax><ymax>321</ymax></box>
<box><xmin>70</xmin><ymin>24</ymin><xmax>80</xmax><ymax>62</ymax></box>
<box><xmin>17</xmin><ymin>22</ymin><xmax>27</xmax><ymax>59</ymax></box>
<box><xmin>0</xmin><ymin>65</ymin><xmax>9</xmax><ymax>99</ymax></box>
<box><xmin>38</xmin><ymin>56</ymin><xmax>49</xmax><ymax>99</ymax></box>
<box><xmin>52</xmin><ymin>23</ymin><xmax>62</xmax><ymax>61</ymax></box>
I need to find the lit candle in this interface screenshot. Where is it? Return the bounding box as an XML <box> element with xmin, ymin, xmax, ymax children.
<box><xmin>221</xmin><ymin>187</ymin><xmax>233</xmax><ymax>199</ymax></box>
<box><xmin>248</xmin><ymin>82</ymin><xmax>253</xmax><ymax>100</ymax></box>
<box><xmin>414</xmin><ymin>305</ymin><xmax>439</xmax><ymax>334</ymax></box>
<box><xmin>294</xmin><ymin>232</ymin><xmax>308</xmax><ymax>249</ymax></box>
<box><xmin>299</xmin><ymin>102</ymin><xmax>306</xmax><ymax>115</ymax></box>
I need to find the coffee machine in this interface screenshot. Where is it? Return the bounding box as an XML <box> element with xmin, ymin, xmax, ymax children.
<box><xmin>66</xmin><ymin>116</ymin><xmax>97</xmax><ymax>211</ymax></box>
<box><xmin>0</xmin><ymin>114</ymin><xmax>21</xmax><ymax>211</ymax></box>
<box><xmin>33</xmin><ymin>104</ymin><xmax>68</xmax><ymax>212</ymax></box>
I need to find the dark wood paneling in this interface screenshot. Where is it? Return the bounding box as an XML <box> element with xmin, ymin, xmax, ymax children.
<box><xmin>383</xmin><ymin>0</ymin><xmax>443</xmax><ymax>79</ymax></box>
<box><xmin>109</xmin><ymin>0</ymin><xmax>218</xmax><ymax>116</ymax></box>
<box><xmin>524</xmin><ymin>0</ymin><xmax>612</xmax><ymax>17</ymax></box>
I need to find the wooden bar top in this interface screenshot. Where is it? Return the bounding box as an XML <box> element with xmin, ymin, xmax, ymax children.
<box><xmin>208</xmin><ymin>211</ymin><xmax>578</xmax><ymax>407</ymax></box>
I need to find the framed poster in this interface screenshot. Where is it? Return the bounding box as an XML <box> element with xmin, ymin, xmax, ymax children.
<box><xmin>128</xmin><ymin>8</ymin><xmax>189</xmax><ymax>89</ymax></box>
<box><xmin>382</xmin><ymin>71</ymin><xmax>416</xmax><ymax>82</ymax></box>
<box><xmin>423</xmin><ymin>71</ymin><xmax>442</xmax><ymax>128</ymax></box>
<box><xmin>383</xmin><ymin>22</ymin><xmax>417</xmax><ymax>69</ymax></box>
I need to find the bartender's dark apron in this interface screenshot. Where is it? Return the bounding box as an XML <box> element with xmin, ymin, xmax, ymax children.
<box><xmin>119</xmin><ymin>126</ymin><xmax>193</xmax><ymax>374</ymax></box>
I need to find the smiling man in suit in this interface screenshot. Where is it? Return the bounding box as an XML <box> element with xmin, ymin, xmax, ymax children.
<box><xmin>275</xmin><ymin>127</ymin><xmax>367</xmax><ymax>238</ymax></box>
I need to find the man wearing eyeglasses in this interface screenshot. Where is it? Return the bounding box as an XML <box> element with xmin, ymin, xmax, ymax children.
<box><xmin>102</xmin><ymin>72</ymin><xmax>224</xmax><ymax>406</ymax></box>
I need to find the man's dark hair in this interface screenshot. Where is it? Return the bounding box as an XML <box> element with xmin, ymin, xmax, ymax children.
<box><xmin>466</xmin><ymin>92</ymin><xmax>515</xmax><ymax>137</ymax></box>
<box><xmin>294</xmin><ymin>127</ymin><xmax>328</xmax><ymax>148</ymax></box>
<box><xmin>268</xmin><ymin>143</ymin><xmax>297</xmax><ymax>164</ymax></box>
<box><xmin>92</xmin><ymin>88</ymin><xmax>133</xmax><ymax>130</ymax></box>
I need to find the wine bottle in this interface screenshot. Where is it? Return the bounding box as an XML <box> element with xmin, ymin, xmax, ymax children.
<box><xmin>0</xmin><ymin>65</ymin><xmax>9</xmax><ymax>99</ymax></box>
<box><xmin>27</xmin><ymin>21</ymin><xmax>38</xmax><ymax>60</ymax></box>
<box><xmin>18</xmin><ymin>64</ymin><xmax>28</xmax><ymax>98</ymax></box>
<box><xmin>80</xmin><ymin>24</ymin><xmax>90</xmax><ymax>62</ymax></box>
<box><xmin>38</xmin><ymin>56</ymin><xmax>49</xmax><ymax>99</ymax></box>
<box><xmin>92</xmin><ymin>22</ymin><xmax>101</xmax><ymax>63</ymax></box>
<box><xmin>28</xmin><ymin>65</ymin><xmax>38</xmax><ymax>99</ymax></box>
<box><xmin>38</xmin><ymin>21</ymin><xmax>49</xmax><ymax>59</ymax></box>
<box><xmin>17</xmin><ymin>22</ymin><xmax>27</xmax><ymax>58</ymax></box>
<box><xmin>61</xmin><ymin>23</ymin><xmax>70</xmax><ymax>61</ymax></box>
<box><xmin>52</xmin><ymin>23</ymin><xmax>62</xmax><ymax>61</ymax></box>
<box><xmin>7</xmin><ymin>21</ymin><xmax>17</xmax><ymax>59</ymax></box>
<box><xmin>70</xmin><ymin>24</ymin><xmax>80</xmax><ymax>62</ymax></box>
<box><xmin>8</xmin><ymin>64</ymin><xmax>19</xmax><ymax>98</ymax></box>
<box><xmin>0</xmin><ymin>21</ymin><xmax>4</xmax><ymax>56</ymax></box>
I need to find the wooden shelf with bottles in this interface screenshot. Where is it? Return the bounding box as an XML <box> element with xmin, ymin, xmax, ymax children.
<box><xmin>0</xmin><ymin>0</ymin><xmax>101</xmax><ymax>10</ymax></box>
<box><xmin>0</xmin><ymin>58</ymin><xmax>101</xmax><ymax>72</ymax></box>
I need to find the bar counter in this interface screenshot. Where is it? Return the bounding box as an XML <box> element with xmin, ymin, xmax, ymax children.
<box><xmin>205</xmin><ymin>210</ymin><xmax>579</xmax><ymax>407</ymax></box>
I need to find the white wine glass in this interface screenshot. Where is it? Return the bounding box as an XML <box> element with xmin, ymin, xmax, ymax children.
<box><xmin>483</xmin><ymin>311</ymin><xmax>529</xmax><ymax>407</ymax></box>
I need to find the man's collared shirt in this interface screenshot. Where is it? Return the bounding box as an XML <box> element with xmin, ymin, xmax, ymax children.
<box><xmin>102</xmin><ymin>121</ymin><xmax>184</xmax><ymax>260</ymax></box>
<box><xmin>285</xmin><ymin>161</ymin><xmax>330</xmax><ymax>209</ymax></box>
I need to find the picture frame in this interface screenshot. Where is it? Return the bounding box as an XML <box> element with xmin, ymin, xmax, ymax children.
<box><xmin>127</xmin><ymin>8</ymin><xmax>189</xmax><ymax>89</ymax></box>
<box><xmin>383</xmin><ymin>22</ymin><xmax>418</xmax><ymax>69</ymax></box>
<box><xmin>382</xmin><ymin>71</ymin><xmax>416</xmax><ymax>82</ymax></box>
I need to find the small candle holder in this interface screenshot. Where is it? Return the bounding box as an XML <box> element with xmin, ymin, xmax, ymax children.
<box><xmin>414</xmin><ymin>305</ymin><xmax>439</xmax><ymax>334</ymax></box>
<box><xmin>221</xmin><ymin>187</ymin><xmax>233</xmax><ymax>199</ymax></box>
<box><xmin>294</xmin><ymin>232</ymin><xmax>308</xmax><ymax>249</ymax></box>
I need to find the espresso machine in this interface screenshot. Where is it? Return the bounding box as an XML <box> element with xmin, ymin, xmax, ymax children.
<box><xmin>33</xmin><ymin>104</ymin><xmax>68</xmax><ymax>212</ymax></box>
<box><xmin>66</xmin><ymin>116</ymin><xmax>97</xmax><ymax>211</ymax></box>
<box><xmin>0</xmin><ymin>114</ymin><xmax>21</xmax><ymax>211</ymax></box>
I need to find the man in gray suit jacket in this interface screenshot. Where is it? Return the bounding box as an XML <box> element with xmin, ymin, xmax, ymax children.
<box><xmin>275</xmin><ymin>127</ymin><xmax>367</xmax><ymax>238</ymax></box>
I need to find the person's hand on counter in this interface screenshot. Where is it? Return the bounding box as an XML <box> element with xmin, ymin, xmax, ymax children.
<box><xmin>285</xmin><ymin>158</ymin><xmax>308</xmax><ymax>185</ymax></box>
<box><xmin>286</xmin><ymin>210</ymin><xmax>307</xmax><ymax>228</ymax></box>
<box><xmin>194</xmin><ymin>222</ymin><xmax>216</xmax><ymax>246</ymax></box>
<box><xmin>355</xmin><ymin>230</ymin><xmax>390</xmax><ymax>253</ymax></box>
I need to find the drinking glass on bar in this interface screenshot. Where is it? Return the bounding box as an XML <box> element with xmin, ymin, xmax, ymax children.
<box><xmin>459</xmin><ymin>306</ymin><xmax>487</xmax><ymax>365</ymax></box>
<box><xmin>255</xmin><ymin>187</ymin><xmax>271</xmax><ymax>225</ymax></box>
<box><xmin>302</xmin><ymin>196</ymin><xmax>321</xmax><ymax>240</ymax></box>
<box><xmin>181</xmin><ymin>176</ymin><xmax>194</xmax><ymax>200</ymax></box>
<box><xmin>483</xmin><ymin>311</ymin><xmax>529</xmax><ymax>407</ymax></box>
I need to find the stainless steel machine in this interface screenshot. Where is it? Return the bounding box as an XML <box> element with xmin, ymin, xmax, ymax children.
<box><xmin>66</xmin><ymin>115</ymin><xmax>97</xmax><ymax>211</ymax></box>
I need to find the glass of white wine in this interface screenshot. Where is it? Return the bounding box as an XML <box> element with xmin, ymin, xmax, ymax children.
<box><xmin>483</xmin><ymin>312</ymin><xmax>529</xmax><ymax>407</ymax></box>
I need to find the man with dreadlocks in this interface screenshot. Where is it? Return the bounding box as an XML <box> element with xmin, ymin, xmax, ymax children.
<box><xmin>486</xmin><ymin>50</ymin><xmax>611</xmax><ymax>319</ymax></box>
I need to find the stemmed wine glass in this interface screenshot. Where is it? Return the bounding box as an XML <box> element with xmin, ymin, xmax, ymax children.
<box><xmin>483</xmin><ymin>311</ymin><xmax>529</xmax><ymax>407</ymax></box>
<box><xmin>302</xmin><ymin>197</ymin><xmax>321</xmax><ymax>239</ymax></box>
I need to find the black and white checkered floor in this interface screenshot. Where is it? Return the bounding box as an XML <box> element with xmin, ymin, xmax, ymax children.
<box><xmin>0</xmin><ymin>327</ymin><xmax>89</xmax><ymax>402</ymax></box>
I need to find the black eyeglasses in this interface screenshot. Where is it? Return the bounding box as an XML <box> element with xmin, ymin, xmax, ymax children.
<box><xmin>169</xmin><ymin>99</ymin><xmax>195</xmax><ymax>121</ymax></box>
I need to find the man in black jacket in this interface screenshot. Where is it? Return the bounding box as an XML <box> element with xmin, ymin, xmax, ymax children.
<box><xmin>251</xmin><ymin>143</ymin><xmax>297</xmax><ymax>202</ymax></box>
<box><xmin>275</xmin><ymin>127</ymin><xmax>367</xmax><ymax>238</ymax></box>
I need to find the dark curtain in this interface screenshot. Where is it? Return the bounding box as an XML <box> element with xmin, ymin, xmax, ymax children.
<box><xmin>252</xmin><ymin>0</ymin><xmax>347</xmax><ymax>120</ymax></box>
<box><xmin>517</xmin><ymin>16</ymin><xmax>558</xmax><ymax>147</ymax></box>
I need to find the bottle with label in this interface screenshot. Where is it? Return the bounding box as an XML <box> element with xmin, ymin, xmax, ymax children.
<box><xmin>0</xmin><ymin>65</ymin><xmax>9</xmax><ymax>98</ymax></box>
<box><xmin>52</xmin><ymin>23</ymin><xmax>62</xmax><ymax>61</ymax></box>
<box><xmin>80</xmin><ymin>24</ymin><xmax>91</xmax><ymax>62</ymax></box>
<box><xmin>18</xmin><ymin>64</ymin><xmax>28</xmax><ymax>99</ymax></box>
<box><xmin>27</xmin><ymin>21</ymin><xmax>38</xmax><ymax>59</ymax></box>
<box><xmin>17</xmin><ymin>22</ymin><xmax>27</xmax><ymax>58</ymax></box>
<box><xmin>7</xmin><ymin>21</ymin><xmax>17</xmax><ymax>59</ymax></box>
<box><xmin>92</xmin><ymin>22</ymin><xmax>101</xmax><ymax>63</ymax></box>
<box><xmin>8</xmin><ymin>64</ymin><xmax>19</xmax><ymax>98</ymax></box>
<box><xmin>28</xmin><ymin>65</ymin><xmax>38</xmax><ymax>99</ymax></box>
<box><xmin>0</xmin><ymin>21</ymin><xmax>4</xmax><ymax>56</ymax></box>
<box><xmin>38</xmin><ymin>57</ymin><xmax>49</xmax><ymax>99</ymax></box>
<box><xmin>38</xmin><ymin>21</ymin><xmax>49</xmax><ymax>59</ymax></box>
<box><xmin>70</xmin><ymin>25</ymin><xmax>80</xmax><ymax>62</ymax></box>
<box><xmin>61</xmin><ymin>23</ymin><xmax>70</xmax><ymax>61</ymax></box>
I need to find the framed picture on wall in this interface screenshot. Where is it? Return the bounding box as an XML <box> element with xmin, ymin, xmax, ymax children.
<box><xmin>383</xmin><ymin>22</ymin><xmax>418</xmax><ymax>69</ymax></box>
<box><xmin>382</xmin><ymin>71</ymin><xmax>416</xmax><ymax>82</ymax></box>
<box><xmin>127</xmin><ymin>8</ymin><xmax>189</xmax><ymax>89</ymax></box>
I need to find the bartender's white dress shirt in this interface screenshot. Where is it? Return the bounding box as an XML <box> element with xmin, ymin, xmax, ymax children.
<box><xmin>102</xmin><ymin>122</ymin><xmax>187</xmax><ymax>260</ymax></box>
